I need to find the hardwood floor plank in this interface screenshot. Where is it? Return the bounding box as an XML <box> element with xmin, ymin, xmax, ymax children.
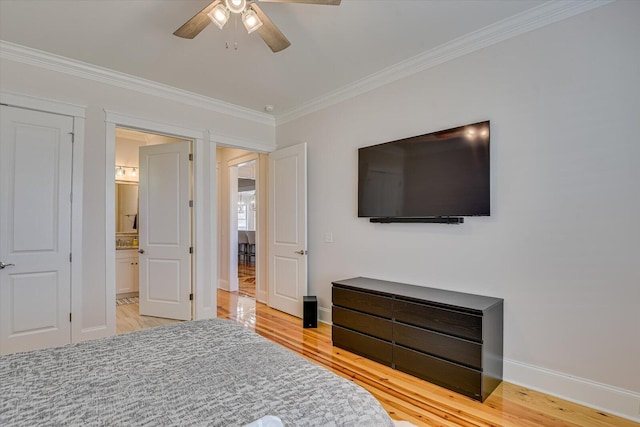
<box><xmin>116</xmin><ymin>290</ymin><xmax>637</xmax><ymax>427</ymax></box>
<box><xmin>236</xmin><ymin>261</ymin><xmax>256</xmax><ymax>298</ymax></box>
<box><xmin>116</xmin><ymin>301</ymin><xmax>180</xmax><ymax>334</ymax></box>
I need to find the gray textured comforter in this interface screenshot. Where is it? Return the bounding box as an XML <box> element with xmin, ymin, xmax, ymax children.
<box><xmin>0</xmin><ymin>319</ymin><xmax>393</xmax><ymax>426</ymax></box>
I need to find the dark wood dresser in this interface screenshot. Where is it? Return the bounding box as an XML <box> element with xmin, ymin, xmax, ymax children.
<box><xmin>332</xmin><ymin>277</ymin><xmax>503</xmax><ymax>402</ymax></box>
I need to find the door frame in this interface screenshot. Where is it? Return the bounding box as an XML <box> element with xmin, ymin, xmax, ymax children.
<box><xmin>227</xmin><ymin>153</ymin><xmax>263</xmax><ymax>301</ymax></box>
<box><xmin>105</xmin><ymin>111</ymin><xmax>217</xmax><ymax>332</ymax></box>
<box><xmin>0</xmin><ymin>91</ymin><xmax>85</xmax><ymax>342</ymax></box>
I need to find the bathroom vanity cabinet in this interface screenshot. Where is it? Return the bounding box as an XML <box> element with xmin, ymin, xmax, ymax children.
<box><xmin>116</xmin><ymin>249</ymin><xmax>139</xmax><ymax>296</ymax></box>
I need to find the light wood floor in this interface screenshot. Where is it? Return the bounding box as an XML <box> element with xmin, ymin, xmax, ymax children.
<box><xmin>116</xmin><ymin>301</ymin><xmax>181</xmax><ymax>334</ymax></box>
<box><xmin>237</xmin><ymin>261</ymin><xmax>256</xmax><ymax>299</ymax></box>
<box><xmin>116</xmin><ymin>290</ymin><xmax>636</xmax><ymax>427</ymax></box>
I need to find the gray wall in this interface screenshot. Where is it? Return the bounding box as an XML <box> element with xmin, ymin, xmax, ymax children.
<box><xmin>276</xmin><ymin>1</ymin><xmax>640</xmax><ymax>419</ymax></box>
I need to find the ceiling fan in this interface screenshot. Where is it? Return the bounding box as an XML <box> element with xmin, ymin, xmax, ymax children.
<box><xmin>174</xmin><ymin>0</ymin><xmax>341</xmax><ymax>53</ymax></box>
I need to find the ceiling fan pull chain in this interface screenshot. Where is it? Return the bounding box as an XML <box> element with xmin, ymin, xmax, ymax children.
<box><xmin>233</xmin><ymin>14</ymin><xmax>239</xmax><ymax>51</ymax></box>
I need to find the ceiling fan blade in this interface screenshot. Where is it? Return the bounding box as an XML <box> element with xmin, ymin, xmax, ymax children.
<box><xmin>258</xmin><ymin>0</ymin><xmax>341</xmax><ymax>4</ymax></box>
<box><xmin>250</xmin><ymin>3</ymin><xmax>291</xmax><ymax>53</ymax></box>
<box><xmin>173</xmin><ymin>0</ymin><xmax>221</xmax><ymax>39</ymax></box>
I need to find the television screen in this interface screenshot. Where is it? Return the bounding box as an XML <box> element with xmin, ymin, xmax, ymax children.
<box><xmin>358</xmin><ymin>121</ymin><xmax>490</xmax><ymax>218</ymax></box>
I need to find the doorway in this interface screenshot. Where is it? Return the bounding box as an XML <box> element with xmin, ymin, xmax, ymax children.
<box><xmin>113</xmin><ymin>128</ymin><xmax>191</xmax><ymax>322</ymax></box>
<box><xmin>236</xmin><ymin>160</ymin><xmax>257</xmax><ymax>298</ymax></box>
<box><xmin>106</xmin><ymin>111</ymin><xmax>218</xmax><ymax>335</ymax></box>
<box><xmin>216</xmin><ymin>143</ymin><xmax>308</xmax><ymax>318</ymax></box>
<box><xmin>217</xmin><ymin>148</ymin><xmax>266</xmax><ymax>303</ymax></box>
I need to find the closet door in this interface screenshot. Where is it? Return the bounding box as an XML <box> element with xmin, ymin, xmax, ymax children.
<box><xmin>0</xmin><ymin>106</ymin><xmax>73</xmax><ymax>354</ymax></box>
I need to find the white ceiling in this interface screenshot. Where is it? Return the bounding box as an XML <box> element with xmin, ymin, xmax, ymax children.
<box><xmin>0</xmin><ymin>0</ymin><xmax>548</xmax><ymax>115</ymax></box>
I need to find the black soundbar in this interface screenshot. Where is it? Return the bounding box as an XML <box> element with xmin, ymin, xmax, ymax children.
<box><xmin>369</xmin><ymin>217</ymin><xmax>464</xmax><ymax>224</ymax></box>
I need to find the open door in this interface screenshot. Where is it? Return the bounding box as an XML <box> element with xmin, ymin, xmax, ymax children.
<box><xmin>268</xmin><ymin>143</ymin><xmax>307</xmax><ymax>317</ymax></box>
<box><xmin>138</xmin><ymin>141</ymin><xmax>191</xmax><ymax>320</ymax></box>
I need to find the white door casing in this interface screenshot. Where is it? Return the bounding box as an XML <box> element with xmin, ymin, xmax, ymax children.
<box><xmin>138</xmin><ymin>141</ymin><xmax>192</xmax><ymax>321</ymax></box>
<box><xmin>0</xmin><ymin>106</ymin><xmax>73</xmax><ymax>354</ymax></box>
<box><xmin>106</xmin><ymin>112</ymin><xmax>216</xmax><ymax>326</ymax></box>
<box><xmin>268</xmin><ymin>143</ymin><xmax>308</xmax><ymax>318</ymax></box>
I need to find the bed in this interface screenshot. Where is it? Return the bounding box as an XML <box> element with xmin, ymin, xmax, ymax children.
<box><xmin>0</xmin><ymin>319</ymin><xmax>393</xmax><ymax>426</ymax></box>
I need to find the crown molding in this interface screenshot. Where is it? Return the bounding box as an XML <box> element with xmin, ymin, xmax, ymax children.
<box><xmin>275</xmin><ymin>0</ymin><xmax>615</xmax><ymax>125</ymax></box>
<box><xmin>0</xmin><ymin>0</ymin><xmax>614</xmax><ymax>128</ymax></box>
<box><xmin>0</xmin><ymin>40</ymin><xmax>276</xmax><ymax>127</ymax></box>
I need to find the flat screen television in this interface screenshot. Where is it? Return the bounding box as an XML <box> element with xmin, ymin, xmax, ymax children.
<box><xmin>358</xmin><ymin>120</ymin><xmax>490</xmax><ymax>221</ymax></box>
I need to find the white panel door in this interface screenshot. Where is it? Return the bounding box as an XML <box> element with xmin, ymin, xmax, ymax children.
<box><xmin>0</xmin><ymin>106</ymin><xmax>73</xmax><ymax>355</ymax></box>
<box><xmin>268</xmin><ymin>143</ymin><xmax>308</xmax><ymax>317</ymax></box>
<box><xmin>138</xmin><ymin>141</ymin><xmax>191</xmax><ymax>320</ymax></box>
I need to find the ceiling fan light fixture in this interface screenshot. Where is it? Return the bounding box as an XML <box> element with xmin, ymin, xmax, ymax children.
<box><xmin>225</xmin><ymin>0</ymin><xmax>247</xmax><ymax>14</ymax></box>
<box><xmin>242</xmin><ymin>8</ymin><xmax>263</xmax><ymax>34</ymax></box>
<box><xmin>207</xmin><ymin>4</ymin><xmax>230</xmax><ymax>29</ymax></box>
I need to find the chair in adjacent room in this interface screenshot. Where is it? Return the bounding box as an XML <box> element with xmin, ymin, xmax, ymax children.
<box><xmin>238</xmin><ymin>231</ymin><xmax>249</xmax><ymax>273</ymax></box>
<box><xmin>246</xmin><ymin>231</ymin><xmax>256</xmax><ymax>266</ymax></box>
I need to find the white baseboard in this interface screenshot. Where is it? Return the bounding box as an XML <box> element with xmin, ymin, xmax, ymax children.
<box><xmin>318</xmin><ymin>306</ymin><xmax>332</xmax><ymax>324</ymax></box>
<box><xmin>77</xmin><ymin>325</ymin><xmax>110</xmax><ymax>343</ymax></box>
<box><xmin>256</xmin><ymin>290</ymin><xmax>267</xmax><ymax>303</ymax></box>
<box><xmin>504</xmin><ymin>358</ymin><xmax>640</xmax><ymax>422</ymax></box>
<box><xmin>218</xmin><ymin>279</ymin><xmax>229</xmax><ymax>291</ymax></box>
<box><xmin>319</xmin><ymin>304</ymin><xmax>638</xmax><ymax>422</ymax></box>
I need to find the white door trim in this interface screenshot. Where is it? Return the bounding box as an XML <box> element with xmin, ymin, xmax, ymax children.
<box><xmin>105</xmin><ymin>111</ymin><xmax>217</xmax><ymax>331</ymax></box>
<box><xmin>0</xmin><ymin>91</ymin><xmax>86</xmax><ymax>118</ymax></box>
<box><xmin>0</xmin><ymin>91</ymin><xmax>85</xmax><ymax>343</ymax></box>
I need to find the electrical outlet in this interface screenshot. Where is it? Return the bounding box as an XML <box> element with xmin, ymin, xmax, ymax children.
<box><xmin>324</xmin><ymin>232</ymin><xmax>333</xmax><ymax>243</ymax></box>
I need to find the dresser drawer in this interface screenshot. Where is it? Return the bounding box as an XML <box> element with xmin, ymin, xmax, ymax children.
<box><xmin>394</xmin><ymin>299</ymin><xmax>482</xmax><ymax>342</ymax></box>
<box><xmin>394</xmin><ymin>345</ymin><xmax>482</xmax><ymax>401</ymax></box>
<box><xmin>333</xmin><ymin>306</ymin><xmax>393</xmax><ymax>342</ymax></box>
<box><xmin>332</xmin><ymin>286</ymin><xmax>393</xmax><ymax>319</ymax></box>
<box><xmin>332</xmin><ymin>325</ymin><xmax>393</xmax><ymax>366</ymax></box>
<box><xmin>394</xmin><ymin>322</ymin><xmax>482</xmax><ymax>370</ymax></box>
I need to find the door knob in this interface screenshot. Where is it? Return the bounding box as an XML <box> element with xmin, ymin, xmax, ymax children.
<box><xmin>294</xmin><ymin>250</ymin><xmax>307</xmax><ymax>255</ymax></box>
<box><xmin>0</xmin><ymin>262</ymin><xmax>15</xmax><ymax>269</ymax></box>
<box><xmin>138</xmin><ymin>249</ymin><xmax>145</xmax><ymax>254</ymax></box>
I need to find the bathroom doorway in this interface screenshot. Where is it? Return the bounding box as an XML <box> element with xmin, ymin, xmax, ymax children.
<box><xmin>114</xmin><ymin>128</ymin><xmax>191</xmax><ymax>322</ymax></box>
